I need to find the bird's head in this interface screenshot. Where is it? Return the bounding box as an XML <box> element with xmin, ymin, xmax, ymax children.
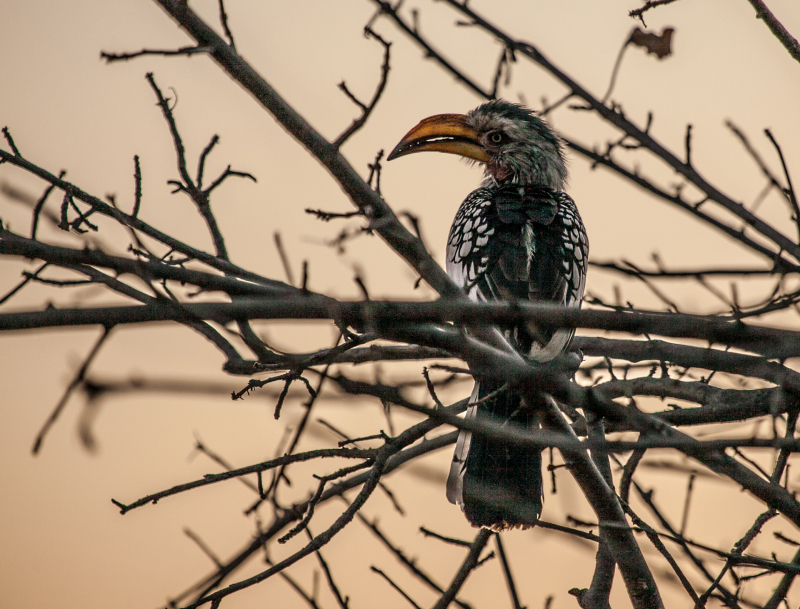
<box><xmin>387</xmin><ymin>99</ymin><xmax>567</xmax><ymax>190</ymax></box>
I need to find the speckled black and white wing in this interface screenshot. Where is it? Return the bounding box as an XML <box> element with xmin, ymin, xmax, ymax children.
<box><xmin>446</xmin><ymin>186</ymin><xmax>588</xmax><ymax>355</ymax></box>
<box><xmin>445</xmin><ymin>188</ymin><xmax>496</xmax><ymax>301</ymax></box>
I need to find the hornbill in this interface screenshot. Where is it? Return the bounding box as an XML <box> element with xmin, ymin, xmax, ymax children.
<box><xmin>388</xmin><ymin>100</ymin><xmax>588</xmax><ymax>530</ymax></box>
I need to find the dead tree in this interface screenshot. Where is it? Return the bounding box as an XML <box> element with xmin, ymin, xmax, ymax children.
<box><xmin>2</xmin><ymin>1</ymin><xmax>800</xmax><ymax>607</ymax></box>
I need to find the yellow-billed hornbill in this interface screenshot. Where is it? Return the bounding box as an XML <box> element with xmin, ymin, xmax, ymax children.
<box><xmin>388</xmin><ymin>100</ymin><xmax>588</xmax><ymax>530</ymax></box>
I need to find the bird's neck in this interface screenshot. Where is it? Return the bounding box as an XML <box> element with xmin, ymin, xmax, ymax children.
<box><xmin>483</xmin><ymin>161</ymin><xmax>565</xmax><ymax>191</ymax></box>
<box><xmin>483</xmin><ymin>173</ymin><xmax>563</xmax><ymax>191</ymax></box>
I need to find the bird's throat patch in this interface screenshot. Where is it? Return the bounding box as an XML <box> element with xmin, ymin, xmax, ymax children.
<box><xmin>488</xmin><ymin>163</ymin><xmax>513</xmax><ymax>182</ymax></box>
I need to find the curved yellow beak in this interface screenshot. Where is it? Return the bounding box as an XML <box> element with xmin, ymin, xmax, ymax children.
<box><xmin>386</xmin><ymin>114</ymin><xmax>491</xmax><ymax>163</ymax></box>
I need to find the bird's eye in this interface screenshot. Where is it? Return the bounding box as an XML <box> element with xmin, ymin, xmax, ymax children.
<box><xmin>487</xmin><ymin>131</ymin><xmax>507</xmax><ymax>145</ymax></box>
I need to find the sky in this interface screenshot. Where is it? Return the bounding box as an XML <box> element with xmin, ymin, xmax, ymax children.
<box><xmin>1</xmin><ymin>1</ymin><xmax>800</xmax><ymax>608</ymax></box>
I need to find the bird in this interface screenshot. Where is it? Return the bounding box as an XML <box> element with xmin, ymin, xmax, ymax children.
<box><xmin>387</xmin><ymin>99</ymin><xmax>589</xmax><ymax>530</ymax></box>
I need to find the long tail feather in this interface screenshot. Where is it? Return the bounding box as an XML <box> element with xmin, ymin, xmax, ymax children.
<box><xmin>446</xmin><ymin>380</ymin><xmax>543</xmax><ymax>530</ymax></box>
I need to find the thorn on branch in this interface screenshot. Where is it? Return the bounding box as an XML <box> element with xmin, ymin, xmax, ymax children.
<box><xmin>367</xmin><ymin>149</ymin><xmax>384</xmax><ymax>193</ymax></box>
<box><xmin>353</xmin><ymin>269</ymin><xmax>370</xmax><ymax>300</ymax></box>
<box><xmin>301</xmin><ymin>260</ymin><xmax>310</xmax><ymax>293</ymax></box>
<box><xmin>197</xmin><ymin>135</ymin><xmax>220</xmax><ymax>189</ymax></box>
<box><xmin>399</xmin><ymin>210</ymin><xmax>424</xmax><ymax>242</ymax></box>
<box><xmin>685</xmin><ymin>123</ymin><xmax>693</xmax><ymax>167</ymax></box>
<box><xmin>217</xmin><ymin>0</ymin><xmax>236</xmax><ymax>50</ymax></box>
<box><xmin>58</xmin><ymin>191</ymin><xmax>71</xmax><ymax>231</ymax></box>
<box><xmin>132</xmin><ymin>155</ymin><xmax>142</xmax><ymax>218</ymax></box>
<box><xmin>422</xmin><ymin>367</ymin><xmax>444</xmax><ymax>409</ymax></box>
<box><xmin>629</xmin><ymin>0</ymin><xmax>680</xmax><ymax>26</ymax></box>
<box><xmin>568</xmin><ymin>102</ymin><xmax>593</xmax><ymax>112</ymax></box>
<box><xmin>31</xmin><ymin>171</ymin><xmax>65</xmax><ymax>239</ymax></box>
<box><xmin>547</xmin><ymin>447</ymin><xmax>558</xmax><ymax>494</ymax></box>
<box><xmin>111</xmin><ymin>498</ymin><xmax>129</xmax><ymax>513</ymax></box>
<box><xmin>2</xmin><ymin>126</ymin><xmax>21</xmax><ymax>156</ymax></box>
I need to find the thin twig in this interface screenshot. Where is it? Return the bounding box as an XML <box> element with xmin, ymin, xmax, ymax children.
<box><xmin>0</xmin><ymin>262</ymin><xmax>48</xmax><ymax>306</ymax></box>
<box><xmin>495</xmin><ymin>534</ymin><xmax>523</xmax><ymax>609</ymax></box>
<box><xmin>273</xmin><ymin>232</ymin><xmax>295</xmax><ymax>286</ymax></box>
<box><xmin>432</xmin><ymin>529</ymin><xmax>493</xmax><ymax>609</ymax></box>
<box><xmin>184</xmin><ymin>528</ymin><xmax>223</xmax><ymax>568</ymax></box>
<box><xmin>679</xmin><ymin>472</ymin><xmax>696</xmax><ymax>536</ymax></box>
<box><xmin>764</xmin><ymin>128</ymin><xmax>800</xmax><ymax>241</ymax></box>
<box><xmin>308</xmin><ymin>531</ymin><xmax>349</xmax><ymax>609</ymax></box>
<box><xmin>217</xmin><ymin>0</ymin><xmax>236</xmax><ymax>49</ymax></box>
<box><xmin>370</xmin><ymin>566</ymin><xmax>422</xmax><ymax>609</ymax></box>
<box><xmin>357</xmin><ymin>515</ymin><xmax>473</xmax><ymax>609</ymax></box>
<box><xmin>2</xmin><ymin>126</ymin><xmax>21</xmax><ymax>155</ymax></box>
<box><xmin>419</xmin><ymin>527</ymin><xmax>473</xmax><ymax>548</ymax></box>
<box><xmin>132</xmin><ymin>155</ymin><xmax>142</xmax><ymax>218</ymax></box>
<box><xmin>602</xmin><ymin>33</ymin><xmax>632</xmax><ymax>104</ymax></box>
<box><xmin>101</xmin><ymin>46</ymin><xmax>211</xmax><ymax>62</ymax></box>
<box><xmin>32</xmin><ymin>327</ymin><xmax>113</xmax><ymax>454</ymax></box>
<box><xmin>31</xmin><ymin>173</ymin><xmax>65</xmax><ymax>239</ymax></box>
<box><xmin>333</xmin><ymin>27</ymin><xmax>391</xmax><ymax>148</ymax></box>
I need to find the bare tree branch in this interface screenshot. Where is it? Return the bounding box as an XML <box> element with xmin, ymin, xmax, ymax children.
<box><xmin>432</xmin><ymin>529</ymin><xmax>493</xmax><ymax>609</ymax></box>
<box><xmin>31</xmin><ymin>327</ymin><xmax>112</xmax><ymax>455</ymax></box>
<box><xmin>746</xmin><ymin>0</ymin><xmax>800</xmax><ymax>64</ymax></box>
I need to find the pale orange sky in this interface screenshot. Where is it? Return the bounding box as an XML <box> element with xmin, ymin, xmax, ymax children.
<box><xmin>2</xmin><ymin>1</ymin><xmax>800</xmax><ymax>608</ymax></box>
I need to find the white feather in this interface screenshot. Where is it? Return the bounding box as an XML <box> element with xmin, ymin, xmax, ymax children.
<box><xmin>445</xmin><ymin>383</ymin><xmax>480</xmax><ymax>506</ymax></box>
